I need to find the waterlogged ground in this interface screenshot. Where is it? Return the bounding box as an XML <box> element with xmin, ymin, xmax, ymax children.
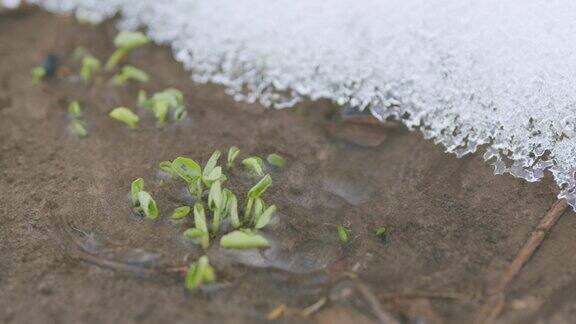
<box><xmin>2</xmin><ymin>8</ymin><xmax>576</xmax><ymax>324</ymax></box>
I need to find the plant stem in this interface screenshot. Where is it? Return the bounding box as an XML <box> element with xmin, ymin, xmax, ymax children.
<box><xmin>105</xmin><ymin>48</ymin><xmax>127</xmax><ymax>70</ymax></box>
<box><xmin>212</xmin><ymin>209</ymin><xmax>221</xmax><ymax>234</ymax></box>
<box><xmin>244</xmin><ymin>197</ymin><xmax>253</xmax><ymax>223</ymax></box>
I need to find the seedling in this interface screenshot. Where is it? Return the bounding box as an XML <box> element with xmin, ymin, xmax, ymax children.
<box><xmin>242</xmin><ymin>156</ymin><xmax>264</xmax><ymax>177</ymax></box>
<box><xmin>223</xmin><ymin>189</ymin><xmax>240</xmax><ymax>229</ymax></box>
<box><xmin>105</xmin><ymin>31</ymin><xmax>150</xmax><ymax>70</ymax></box>
<box><xmin>80</xmin><ymin>55</ymin><xmax>101</xmax><ymax>82</ymax></box>
<box><xmin>185</xmin><ymin>255</ymin><xmax>216</xmax><ymax>290</ymax></box>
<box><xmin>68</xmin><ymin>101</ymin><xmax>82</xmax><ymax>118</ymax></box>
<box><xmin>338</xmin><ymin>225</ymin><xmax>350</xmax><ymax>244</ymax></box>
<box><xmin>145</xmin><ymin>88</ymin><xmax>187</xmax><ymax>124</ymax></box>
<box><xmin>138</xmin><ymin>191</ymin><xmax>158</xmax><ymax>219</ymax></box>
<box><xmin>171</xmin><ymin>206</ymin><xmax>191</xmax><ymax>220</ymax></box>
<box><xmin>373</xmin><ymin>226</ymin><xmax>389</xmax><ymax>242</ymax></box>
<box><xmin>267</xmin><ymin>153</ymin><xmax>286</xmax><ymax>168</ymax></box>
<box><xmin>255</xmin><ymin>205</ymin><xmax>276</xmax><ymax>229</ymax></box>
<box><xmin>202</xmin><ymin>150</ymin><xmax>225</xmax><ymax>186</ymax></box>
<box><xmin>220</xmin><ymin>229</ymin><xmax>270</xmax><ymax>249</ymax></box>
<box><xmin>112</xmin><ymin>65</ymin><xmax>149</xmax><ymax>85</ymax></box>
<box><xmin>71</xmin><ymin>119</ymin><xmax>88</xmax><ymax>138</ymax></box>
<box><xmin>130</xmin><ymin>178</ymin><xmax>144</xmax><ymax>207</ymax></box>
<box><xmin>171</xmin><ymin>157</ymin><xmax>203</xmax><ymax>198</ymax></box>
<box><xmin>183</xmin><ymin>203</ymin><xmax>209</xmax><ymax>248</ymax></box>
<box><xmin>109</xmin><ymin>107</ymin><xmax>139</xmax><ymax>128</ymax></box>
<box><xmin>31</xmin><ymin>66</ymin><xmax>45</xmax><ymax>84</ymax></box>
<box><xmin>244</xmin><ymin>174</ymin><xmax>272</xmax><ymax>223</ymax></box>
<box><xmin>227</xmin><ymin>146</ymin><xmax>240</xmax><ymax>171</ymax></box>
<box><xmin>208</xmin><ymin>180</ymin><xmax>224</xmax><ymax>233</ymax></box>
<box><xmin>158</xmin><ymin>161</ymin><xmax>175</xmax><ymax>177</ymax></box>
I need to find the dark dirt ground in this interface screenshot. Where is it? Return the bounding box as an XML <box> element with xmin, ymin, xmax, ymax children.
<box><xmin>2</xmin><ymin>8</ymin><xmax>576</xmax><ymax>324</ymax></box>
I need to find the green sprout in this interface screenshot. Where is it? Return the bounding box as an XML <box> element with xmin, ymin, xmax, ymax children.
<box><xmin>137</xmin><ymin>90</ymin><xmax>148</xmax><ymax>108</ymax></box>
<box><xmin>112</xmin><ymin>65</ymin><xmax>149</xmax><ymax>85</ymax></box>
<box><xmin>32</xmin><ymin>66</ymin><xmax>46</xmax><ymax>84</ymax></box>
<box><xmin>183</xmin><ymin>203</ymin><xmax>209</xmax><ymax>248</ymax></box>
<box><xmin>105</xmin><ymin>30</ymin><xmax>150</xmax><ymax>70</ymax></box>
<box><xmin>80</xmin><ymin>55</ymin><xmax>101</xmax><ymax>82</ymax></box>
<box><xmin>185</xmin><ymin>255</ymin><xmax>216</xmax><ymax>290</ymax></box>
<box><xmin>130</xmin><ymin>178</ymin><xmax>145</xmax><ymax>207</ymax></box>
<box><xmin>145</xmin><ymin>88</ymin><xmax>187</xmax><ymax>124</ymax></box>
<box><xmin>338</xmin><ymin>225</ymin><xmax>350</xmax><ymax>244</ymax></box>
<box><xmin>208</xmin><ymin>180</ymin><xmax>226</xmax><ymax>234</ymax></box>
<box><xmin>226</xmin><ymin>146</ymin><xmax>240</xmax><ymax>171</ymax></box>
<box><xmin>373</xmin><ymin>226</ymin><xmax>389</xmax><ymax>242</ymax></box>
<box><xmin>71</xmin><ymin>119</ymin><xmax>88</xmax><ymax>138</ymax></box>
<box><xmin>244</xmin><ymin>174</ymin><xmax>272</xmax><ymax>223</ymax></box>
<box><xmin>137</xmin><ymin>191</ymin><xmax>158</xmax><ymax>219</ymax></box>
<box><xmin>109</xmin><ymin>107</ymin><xmax>139</xmax><ymax>128</ymax></box>
<box><xmin>68</xmin><ymin>101</ymin><xmax>82</xmax><ymax>118</ymax></box>
<box><xmin>159</xmin><ymin>161</ymin><xmax>175</xmax><ymax>177</ymax></box>
<box><xmin>171</xmin><ymin>157</ymin><xmax>203</xmax><ymax>198</ymax></box>
<box><xmin>267</xmin><ymin>153</ymin><xmax>286</xmax><ymax>169</ymax></box>
<box><xmin>255</xmin><ymin>205</ymin><xmax>276</xmax><ymax>229</ymax></box>
<box><xmin>171</xmin><ymin>206</ymin><xmax>191</xmax><ymax>220</ymax></box>
<box><xmin>220</xmin><ymin>229</ymin><xmax>270</xmax><ymax>249</ymax></box>
<box><xmin>223</xmin><ymin>189</ymin><xmax>240</xmax><ymax>229</ymax></box>
<box><xmin>242</xmin><ymin>156</ymin><xmax>264</xmax><ymax>176</ymax></box>
<box><xmin>202</xmin><ymin>150</ymin><xmax>225</xmax><ymax>186</ymax></box>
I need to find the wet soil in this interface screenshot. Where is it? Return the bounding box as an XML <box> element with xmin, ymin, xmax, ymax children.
<box><xmin>1</xmin><ymin>8</ymin><xmax>576</xmax><ymax>324</ymax></box>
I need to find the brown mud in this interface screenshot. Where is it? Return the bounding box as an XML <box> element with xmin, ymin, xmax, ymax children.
<box><xmin>1</xmin><ymin>8</ymin><xmax>576</xmax><ymax>324</ymax></box>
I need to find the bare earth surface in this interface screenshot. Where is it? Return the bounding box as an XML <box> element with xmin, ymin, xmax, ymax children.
<box><xmin>1</xmin><ymin>8</ymin><xmax>576</xmax><ymax>324</ymax></box>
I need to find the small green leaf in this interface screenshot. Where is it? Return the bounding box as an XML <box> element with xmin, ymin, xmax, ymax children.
<box><xmin>151</xmin><ymin>100</ymin><xmax>169</xmax><ymax>126</ymax></box>
<box><xmin>130</xmin><ymin>178</ymin><xmax>144</xmax><ymax>206</ymax></box>
<box><xmin>266</xmin><ymin>153</ymin><xmax>286</xmax><ymax>168</ymax></box>
<box><xmin>112</xmin><ymin>65</ymin><xmax>149</xmax><ymax>85</ymax></box>
<box><xmin>137</xmin><ymin>90</ymin><xmax>148</xmax><ymax>108</ymax></box>
<box><xmin>71</xmin><ymin>119</ymin><xmax>88</xmax><ymax>138</ymax></box>
<box><xmin>68</xmin><ymin>101</ymin><xmax>82</xmax><ymax>118</ymax></box>
<box><xmin>193</xmin><ymin>203</ymin><xmax>209</xmax><ymax>248</ymax></box>
<box><xmin>80</xmin><ymin>55</ymin><xmax>101</xmax><ymax>82</ymax></box>
<box><xmin>171</xmin><ymin>157</ymin><xmax>202</xmax><ymax>184</ymax></box>
<box><xmin>109</xmin><ymin>107</ymin><xmax>139</xmax><ymax>128</ymax></box>
<box><xmin>159</xmin><ymin>161</ymin><xmax>174</xmax><ymax>176</ymax></box>
<box><xmin>253</xmin><ymin>197</ymin><xmax>265</xmax><ymax>221</ymax></box>
<box><xmin>185</xmin><ymin>255</ymin><xmax>210</xmax><ymax>290</ymax></box>
<box><xmin>138</xmin><ymin>191</ymin><xmax>158</xmax><ymax>219</ymax></box>
<box><xmin>373</xmin><ymin>227</ymin><xmax>389</xmax><ymax>241</ymax></box>
<box><xmin>227</xmin><ymin>146</ymin><xmax>240</xmax><ymax>170</ymax></box>
<box><xmin>242</xmin><ymin>157</ymin><xmax>264</xmax><ymax>176</ymax></box>
<box><xmin>208</xmin><ymin>181</ymin><xmax>222</xmax><ymax>211</ymax></box>
<box><xmin>204</xmin><ymin>166</ymin><xmax>222</xmax><ymax>183</ymax></box>
<box><xmin>203</xmin><ymin>264</ymin><xmax>216</xmax><ymax>283</ymax></box>
<box><xmin>220</xmin><ymin>230</ymin><xmax>270</xmax><ymax>249</ymax></box>
<box><xmin>31</xmin><ymin>66</ymin><xmax>45</xmax><ymax>84</ymax></box>
<box><xmin>171</xmin><ymin>206</ymin><xmax>191</xmax><ymax>220</ymax></box>
<box><xmin>338</xmin><ymin>225</ymin><xmax>350</xmax><ymax>244</ymax></box>
<box><xmin>225</xmin><ymin>190</ymin><xmax>240</xmax><ymax>229</ymax></box>
<box><xmin>248</xmin><ymin>174</ymin><xmax>272</xmax><ymax>199</ymax></box>
<box><xmin>203</xmin><ymin>150</ymin><xmax>222</xmax><ymax>179</ymax></box>
<box><xmin>113</xmin><ymin>30</ymin><xmax>150</xmax><ymax>49</ymax></box>
<box><xmin>255</xmin><ymin>205</ymin><xmax>276</xmax><ymax>229</ymax></box>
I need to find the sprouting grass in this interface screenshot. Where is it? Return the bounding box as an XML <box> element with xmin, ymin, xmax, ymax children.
<box><xmin>105</xmin><ymin>31</ymin><xmax>150</xmax><ymax>70</ymax></box>
<box><xmin>137</xmin><ymin>191</ymin><xmax>158</xmax><ymax>219</ymax></box>
<box><xmin>68</xmin><ymin>101</ymin><xmax>82</xmax><ymax>118</ymax></box>
<box><xmin>171</xmin><ymin>157</ymin><xmax>203</xmax><ymax>198</ymax></box>
<box><xmin>242</xmin><ymin>156</ymin><xmax>264</xmax><ymax>176</ymax></box>
<box><xmin>183</xmin><ymin>203</ymin><xmax>210</xmax><ymax>248</ymax></box>
<box><xmin>266</xmin><ymin>153</ymin><xmax>286</xmax><ymax>168</ymax></box>
<box><xmin>223</xmin><ymin>188</ymin><xmax>240</xmax><ymax>229</ymax></box>
<box><xmin>68</xmin><ymin>101</ymin><xmax>88</xmax><ymax>138</ymax></box>
<box><xmin>185</xmin><ymin>255</ymin><xmax>215</xmax><ymax>290</ymax></box>
<box><xmin>109</xmin><ymin>107</ymin><xmax>139</xmax><ymax>128</ymax></box>
<box><xmin>31</xmin><ymin>66</ymin><xmax>46</xmax><ymax>84</ymax></box>
<box><xmin>171</xmin><ymin>206</ymin><xmax>191</xmax><ymax>220</ymax></box>
<box><xmin>131</xmin><ymin>178</ymin><xmax>144</xmax><ymax>207</ymax></box>
<box><xmin>338</xmin><ymin>225</ymin><xmax>350</xmax><ymax>243</ymax></box>
<box><xmin>143</xmin><ymin>88</ymin><xmax>187</xmax><ymax>125</ymax></box>
<box><xmin>244</xmin><ymin>174</ymin><xmax>272</xmax><ymax>223</ymax></box>
<box><xmin>80</xmin><ymin>55</ymin><xmax>101</xmax><ymax>82</ymax></box>
<box><xmin>112</xmin><ymin>65</ymin><xmax>149</xmax><ymax>85</ymax></box>
<box><xmin>220</xmin><ymin>229</ymin><xmax>270</xmax><ymax>249</ymax></box>
<box><xmin>227</xmin><ymin>146</ymin><xmax>240</xmax><ymax>171</ymax></box>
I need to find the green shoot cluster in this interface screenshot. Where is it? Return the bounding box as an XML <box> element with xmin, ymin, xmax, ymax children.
<box><xmin>112</xmin><ymin>65</ymin><xmax>149</xmax><ymax>85</ymax></box>
<box><xmin>68</xmin><ymin>101</ymin><xmax>88</xmax><ymax>138</ymax></box>
<box><xmin>105</xmin><ymin>31</ymin><xmax>149</xmax><ymax>70</ymax></box>
<box><xmin>130</xmin><ymin>178</ymin><xmax>158</xmax><ymax>219</ymax></box>
<box><xmin>139</xmin><ymin>88</ymin><xmax>187</xmax><ymax>126</ymax></box>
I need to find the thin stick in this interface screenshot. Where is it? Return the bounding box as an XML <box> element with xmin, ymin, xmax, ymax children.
<box><xmin>473</xmin><ymin>199</ymin><xmax>568</xmax><ymax>324</ymax></box>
